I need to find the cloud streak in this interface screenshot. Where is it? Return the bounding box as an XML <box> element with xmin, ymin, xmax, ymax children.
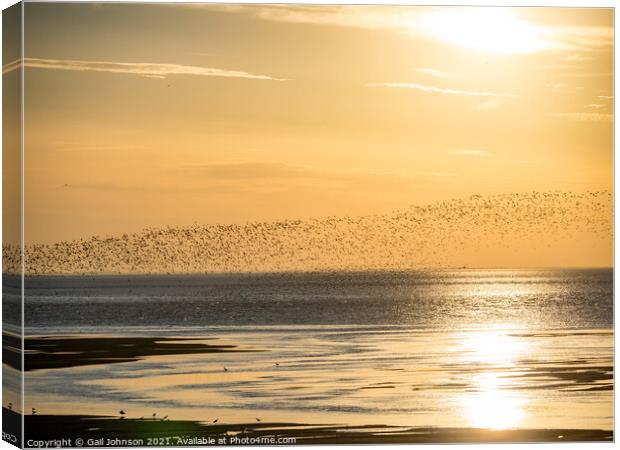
<box><xmin>63</xmin><ymin>161</ymin><xmax>465</xmax><ymax>194</ymax></box>
<box><xmin>19</xmin><ymin>58</ymin><xmax>286</xmax><ymax>81</ymax></box>
<box><xmin>367</xmin><ymin>82</ymin><xmax>516</xmax><ymax>98</ymax></box>
<box><xmin>2</xmin><ymin>59</ymin><xmax>21</xmax><ymax>75</ymax></box>
<box><xmin>184</xmin><ymin>161</ymin><xmax>457</xmax><ymax>182</ymax></box>
<box><xmin>213</xmin><ymin>5</ymin><xmax>612</xmax><ymax>54</ymax></box>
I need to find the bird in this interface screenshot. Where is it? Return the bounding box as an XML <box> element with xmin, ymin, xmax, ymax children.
<box><xmin>274</xmin><ymin>363</ymin><xmax>279</xmax><ymax>367</ymax></box>
<box><xmin>256</xmin><ymin>418</ymin><xmax>261</xmax><ymax>422</ymax></box>
<box><xmin>223</xmin><ymin>367</ymin><xmax>228</xmax><ymax>372</ymax></box>
<box><xmin>7</xmin><ymin>403</ymin><xmax>12</xmax><ymax>411</ymax></box>
<box><xmin>213</xmin><ymin>418</ymin><xmax>219</xmax><ymax>423</ymax></box>
<box><xmin>31</xmin><ymin>408</ymin><xmax>36</xmax><ymax>415</ymax></box>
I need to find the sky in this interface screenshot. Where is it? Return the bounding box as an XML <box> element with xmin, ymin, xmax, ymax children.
<box><xmin>8</xmin><ymin>4</ymin><xmax>614</xmax><ymax>244</ymax></box>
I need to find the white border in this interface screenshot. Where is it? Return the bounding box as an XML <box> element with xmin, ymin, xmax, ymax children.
<box><xmin>0</xmin><ymin>2</ymin><xmax>615</xmax><ymax>450</ymax></box>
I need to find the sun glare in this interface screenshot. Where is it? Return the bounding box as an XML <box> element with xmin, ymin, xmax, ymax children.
<box><xmin>462</xmin><ymin>372</ymin><xmax>525</xmax><ymax>430</ymax></box>
<box><xmin>460</xmin><ymin>330</ymin><xmax>525</xmax><ymax>364</ymax></box>
<box><xmin>457</xmin><ymin>329</ymin><xmax>528</xmax><ymax>429</ymax></box>
<box><xmin>416</xmin><ymin>8</ymin><xmax>553</xmax><ymax>54</ymax></box>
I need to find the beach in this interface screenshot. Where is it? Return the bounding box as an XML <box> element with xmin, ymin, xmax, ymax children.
<box><xmin>3</xmin><ymin>409</ymin><xmax>611</xmax><ymax>447</ymax></box>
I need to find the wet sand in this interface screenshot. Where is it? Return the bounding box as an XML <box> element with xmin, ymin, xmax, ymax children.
<box><xmin>3</xmin><ymin>409</ymin><xmax>612</xmax><ymax>446</ymax></box>
<box><xmin>8</xmin><ymin>326</ymin><xmax>613</xmax><ymax>444</ymax></box>
<box><xmin>4</xmin><ymin>334</ymin><xmax>252</xmax><ymax>372</ymax></box>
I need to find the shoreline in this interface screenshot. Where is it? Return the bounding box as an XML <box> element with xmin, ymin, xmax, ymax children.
<box><xmin>3</xmin><ymin>410</ymin><xmax>613</xmax><ymax>446</ymax></box>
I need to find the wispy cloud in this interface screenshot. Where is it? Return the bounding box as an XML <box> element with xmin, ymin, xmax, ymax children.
<box><xmin>367</xmin><ymin>82</ymin><xmax>516</xmax><ymax>98</ymax></box>
<box><xmin>2</xmin><ymin>59</ymin><xmax>21</xmax><ymax>75</ymax></box>
<box><xmin>448</xmin><ymin>149</ymin><xmax>490</xmax><ymax>157</ymax></box>
<box><xmin>550</xmin><ymin>24</ymin><xmax>614</xmax><ymax>52</ymax></box>
<box><xmin>559</xmin><ymin>53</ymin><xmax>595</xmax><ymax>62</ymax></box>
<box><xmin>552</xmin><ymin>112</ymin><xmax>613</xmax><ymax>122</ymax></box>
<box><xmin>212</xmin><ymin>5</ymin><xmax>612</xmax><ymax>54</ymax></box>
<box><xmin>412</xmin><ymin>67</ymin><xmax>452</xmax><ymax>78</ymax></box>
<box><xmin>19</xmin><ymin>58</ymin><xmax>286</xmax><ymax>81</ymax></box>
<box><xmin>597</xmin><ymin>95</ymin><xmax>614</xmax><ymax>99</ymax></box>
<box><xmin>62</xmin><ymin>160</ymin><xmax>467</xmax><ymax>194</ymax></box>
<box><xmin>234</xmin><ymin>5</ymin><xmax>415</xmax><ymax>32</ymax></box>
<box><xmin>184</xmin><ymin>160</ymin><xmax>456</xmax><ymax>183</ymax></box>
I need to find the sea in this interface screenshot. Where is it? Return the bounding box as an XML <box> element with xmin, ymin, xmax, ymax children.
<box><xmin>5</xmin><ymin>268</ymin><xmax>614</xmax><ymax>432</ymax></box>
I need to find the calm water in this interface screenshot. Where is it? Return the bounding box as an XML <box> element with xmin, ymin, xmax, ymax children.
<box><xmin>19</xmin><ymin>269</ymin><xmax>613</xmax><ymax>331</ymax></box>
<box><xmin>10</xmin><ymin>269</ymin><xmax>615</xmax><ymax>431</ymax></box>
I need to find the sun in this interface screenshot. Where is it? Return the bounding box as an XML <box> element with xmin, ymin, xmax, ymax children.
<box><xmin>415</xmin><ymin>8</ymin><xmax>552</xmax><ymax>54</ymax></box>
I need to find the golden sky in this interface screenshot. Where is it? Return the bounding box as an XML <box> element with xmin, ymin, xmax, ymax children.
<box><xmin>11</xmin><ymin>4</ymin><xmax>614</xmax><ymax>244</ymax></box>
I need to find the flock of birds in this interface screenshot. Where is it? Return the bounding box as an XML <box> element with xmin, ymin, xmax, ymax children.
<box><xmin>3</xmin><ymin>190</ymin><xmax>612</xmax><ymax>275</ymax></box>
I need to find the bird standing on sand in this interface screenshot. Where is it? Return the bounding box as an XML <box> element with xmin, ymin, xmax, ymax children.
<box><xmin>256</xmin><ymin>418</ymin><xmax>261</xmax><ymax>422</ymax></box>
<box><xmin>119</xmin><ymin>410</ymin><xmax>126</xmax><ymax>419</ymax></box>
<box><xmin>223</xmin><ymin>367</ymin><xmax>228</xmax><ymax>372</ymax></box>
<box><xmin>213</xmin><ymin>418</ymin><xmax>219</xmax><ymax>423</ymax></box>
<box><xmin>31</xmin><ymin>408</ymin><xmax>36</xmax><ymax>415</ymax></box>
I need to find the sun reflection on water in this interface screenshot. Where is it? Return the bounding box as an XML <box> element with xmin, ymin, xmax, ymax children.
<box><xmin>462</xmin><ymin>372</ymin><xmax>525</xmax><ymax>430</ymax></box>
<box><xmin>457</xmin><ymin>327</ymin><xmax>528</xmax><ymax>430</ymax></box>
<box><xmin>460</xmin><ymin>329</ymin><xmax>525</xmax><ymax>364</ymax></box>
